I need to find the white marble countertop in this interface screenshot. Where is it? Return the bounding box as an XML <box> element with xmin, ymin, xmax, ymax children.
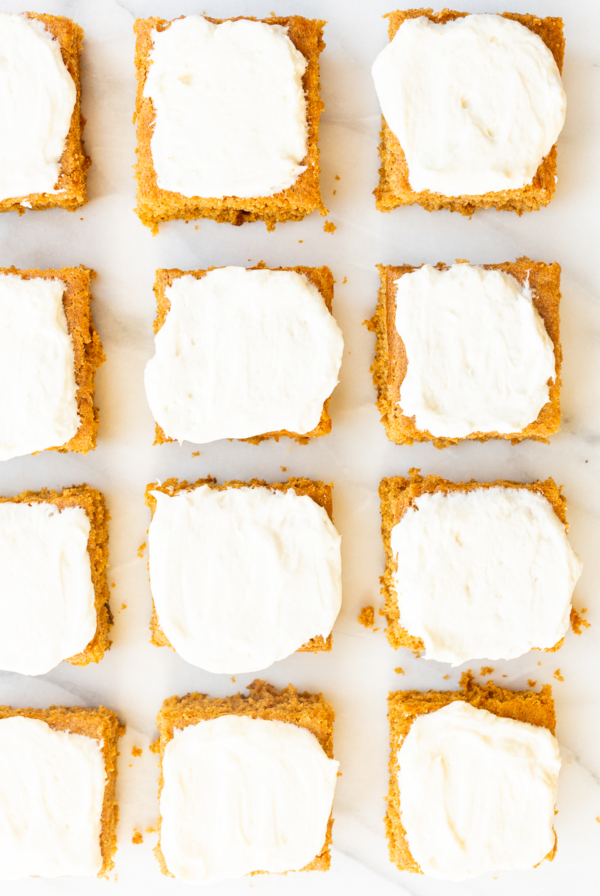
<box><xmin>0</xmin><ymin>0</ymin><xmax>598</xmax><ymax>893</ymax></box>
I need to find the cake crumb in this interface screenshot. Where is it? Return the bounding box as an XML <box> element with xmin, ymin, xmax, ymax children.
<box><xmin>343</xmin><ymin>277</ymin><xmax>347</xmax><ymax>284</ymax></box>
<box><xmin>111</xmin><ymin>582</ymin><xmax>116</xmax><ymax>588</ymax></box>
<box><xmin>443</xmin><ymin>674</ymin><xmax>450</xmax><ymax>680</ymax></box>
<box><xmin>195</xmin><ymin>225</ymin><xmax>198</xmax><ymax>230</ymax></box>
<box><xmin>480</xmin><ymin>666</ymin><xmax>494</xmax><ymax>676</ymax></box>
<box><xmin>335</xmin><ymin>175</ymin><xmax>340</xmax><ymax>180</ymax></box>
<box><xmin>120</xmin><ymin>604</ymin><xmax>127</xmax><ymax>612</ymax></box>
<box><xmin>191</xmin><ymin>451</ymin><xmax>200</xmax><ymax>457</ymax></box>
<box><xmin>333</xmin><ymin>190</ymin><xmax>337</xmax><ymax>195</ymax></box>
<box><xmin>373</xmin><ymin>627</ymin><xmax>380</xmax><ymax>632</ymax></box>
<box><xmin>571</xmin><ymin>607</ymin><xmax>591</xmax><ymax>636</ymax></box>
<box><xmin>502</xmin><ymin>674</ymin><xmax>507</xmax><ymax>678</ymax></box>
<box><xmin>528</xmin><ymin>679</ymin><xmax>537</xmax><ymax>688</ymax></box>
<box><xmin>538</xmin><ymin>661</ymin><xmax>542</xmax><ymax>666</ymax></box>
<box><xmin>146</xmin><ymin>826</ymin><xmax>156</xmax><ymax>834</ymax></box>
<box><xmin>394</xmin><ymin>667</ymin><xmax>404</xmax><ymax>675</ymax></box>
<box><xmin>596</xmin><ymin>817</ymin><xmax>600</xmax><ymax>823</ymax></box>
<box><xmin>554</xmin><ymin>669</ymin><xmax>564</xmax><ymax>682</ymax></box>
<box><xmin>231</xmin><ymin>676</ymin><xmax>236</xmax><ymax>683</ymax></box>
<box><xmin>298</xmin><ymin>240</ymin><xmax>303</xmax><ymax>243</ymax></box>
<box><xmin>358</xmin><ymin>606</ymin><xmax>375</xmax><ymax>628</ymax></box>
<box><xmin>280</xmin><ymin>466</ymin><xmax>287</xmax><ymax>472</ymax></box>
<box><xmin>323</xmin><ymin>221</ymin><xmax>337</xmax><ymax>234</ymax></box>
<box><xmin>132</xmin><ymin>746</ymin><xmax>142</xmax><ymax>757</ymax></box>
<box><xmin>132</xmin><ymin>831</ymin><xmax>143</xmax><ymax>845</ymax></box>
<box><xmin>137</xmin><ymin>542</ymin><xmax>146</xmax><ymax>558</ymax></box>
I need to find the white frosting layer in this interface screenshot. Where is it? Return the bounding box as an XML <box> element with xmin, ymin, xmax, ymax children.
<box><xmin>144</xmin><ymin>267</ymin><xmax>343</xmax><ymax>444</ymax></box>
<box><xmin>0</xmin><ymin>717</ymin><xmax>105</xmax><ymax>879</ymax></box>
<box><xmin>149</xmin><ymin>485</ymin><xmax>342</xmax><ymax>674</ymax></box>
<box><xmin>160</xmin><ymin>715</ymin><xmax>338</xmax><ymax>883</ymax></box>
<box><xmin>0</xmin><ymin>274</ymin><xmax>80</xmax><ymax>460</ymax></box>
<box><xmin>372</xmin><ymin>14</ymin><xmax>566</xmax><ymax>196</ymax></box>
<box><xmin>394</xmin><ymin>264</ymin><xmax>556</xmax><ymax>438</ymax></box>
<box><xmin>0</xmin><ymin>501</ymin><xmax>96</xmax><ymax>675</ymax></box>
<box><xmin>144</xmin><ymin>16</ymin><xmax>308</xmax><ymax>199</ymax></box>
<box><xmin>0</xmin><ymin>14</ymin><xmax>76</xmax><ymax>201</ymax></box>
<box><xmin>391</xmin><ymin>486</ymin><xmax>582</xmax><ymax>665</ymax></box>
<box><xmin>398</xmin><ymin>701</ymin><xmax>560</xmax><ymax>880</ymax></box>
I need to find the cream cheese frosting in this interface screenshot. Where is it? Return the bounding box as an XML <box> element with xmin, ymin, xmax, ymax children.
<box><xmin>372</xmin><ymin>14</ymin><xmax>566</xmax><ymax>196</ymax></box>
<box><xmin>0</xmin><ymin>717</ymin><xmax>106</xmax><ymax>879</ymax></box>
<box><xmin>394</xmin><ymin>264</ymin><xmax>556</xmax><ymax>438</ymax></box>
<box><xmin>0</xmin><ymin>501</ymin><xmax>96</xmax><ymax>675</ymax></box>
<box><xmin>397</xmin><ymin>701</ymin><xmax>561</xmax><ymax>880</ymax></box>
<box><xmin>144</xmin><ymin>267</ymin><xmax>344</xmax><ymax>444</ymax></box>
<box><xmin>144</xmin><ymin>16</ymin><xmax>308</xmax><ymax>199</ymax></box>
<box><xmin>390</xmin><ymin>486</ymin><xmax>582</xmax><ymax>665</ymax></box>
<box><xmin>0</xmin><ymin>274</ymin><xmax>80</xmax><ymax>460</ymax></box>
<box><xmin>160</xmin><ymin>715</ymin><xmax>339</xmax><ymax>883</ymax></box>
<box><xmin>0</xmin><ymin>13</ymin><xmax>76</xmax><ymax>201</ymax></box>
<box><xmin>148</xmin><ymin>485</ymin><xmax>342</xmax><ymax>674</ymax></box>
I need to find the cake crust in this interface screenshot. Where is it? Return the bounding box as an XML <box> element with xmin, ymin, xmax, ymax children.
<box><xmin>0</xmin><ymin>704</ymin><xmax>123</xmax><ymax>877</ymax></box>
<box><xmin>0</xmin><ymin>485</ymin><xmax>112</xmax><ymax>666</ymax></box>
<box><xmin>386</xmin><ymin>672</ymin><xmax>557</xmax><ymax>874</ymax></box>
<box><xmin>153</xmin><ymin>680</ymin><xmax>335</xmax><ymax>877</ymax></box>
<box><xmin>374</xmin><ymin>10</ymin><xmax>565</xmax><ymax>216</ymax></box>
<box><xmin>380</xmin><ymin>469</ymin><xmax>571</xmax><ymax>653</ymax></box>
<box><xmin>0</xmin><ymin>266</ymin><xmax>105</xmax><ymax>454</ymax></box>
<box><xmin>0</xmin><ymin>13</ymin><xmax>90</xmax><ymax>214</ymax></box>
<box><xmin>145</xmin><ymin>476</ymin><xmax>335</xmax><ymax>654</ymax></box>
<box><xmin>151</xmin><ymin>265</ymin><xmax>335</xmax><ymax>445</ymax></box>
<box><xmin>134</xmin><ymin>15</ymin><xmax>326</xmax><ymax>233</ymax></box>
<box><xmin>368</xmin><ymin>258</ymin><xmax>562</xmax><ymax>447</ymax></box>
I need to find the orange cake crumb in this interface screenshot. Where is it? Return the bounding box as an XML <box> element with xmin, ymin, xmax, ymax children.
<box><xmin>571</xmin><ymin>607</ymin><xmax>591</xmax><ymax>635</ymax></box>
<box><xmin>132</xmin><ymin>831</ymin><xmax>143</xmax><ymax>845</ymax></box>
<box><xmin>137</xmin><ymin>542</ymin><xmax>147</xmax><ymax>558</ymax></box>
<box><xmin>323</xmin><ymin>221</ymin><xmax>336</xmax><ymax>233</ymax></box>
<box><xmin>554</xmin><ymin>669</ymin><xmax>564</xmax><ymax>682</ymax></box>
<box><xmin>191</xmin><ymin>451</ymin><xmax>200</xmax><ymax>457</ymax></box>
<box><xmin>443</xmin><ymin>674</ymin><xmax>450</xmax><ymax>680</ymax></box>
<box><xmin>480</xmin><ymin>666</ymin><xmax>495</xmax><ymax>677</ymax></box>
<box><xmin>394</xmin><ymin>667</ymin><xmax>404</xmax><ymax>675</ymax></box>
<box><xmin>358</xmin><ymin>606</ymin><xmax>375</xmax><ymax>628</ymax></box>
<box><xmin>146</xmin><ymin>826</ymin><xmax>156</xmax><ymax>834</ymax></box>
<box><xmin>528</xmin><ymin>680</ymin><xmax>538</xmax><ymax>687</ymax></box>
<box><xmin>132</xmin><ymin>746</ymin><xmax>142</xmax><ymax>757</ymax></box>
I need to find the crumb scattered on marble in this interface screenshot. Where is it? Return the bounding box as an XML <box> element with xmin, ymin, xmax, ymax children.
<box><xmin>480</xmin><ymin>666</ymin><xmax>494</xmax><ymax>676</ymax></box>
<box><xmin>373</xmin><ymin>626</ymin><xmax>380</xmax><ymax>632</ymax></box>
<box><xmin>231</xmin><ymin>676</ymin><xmax>236</xmax><ymax>683</ymax></box>
<box><xmin>280</xmin><ymin>466</ymin><xmax>287</xmax><ymax>472</ymax></box>
<box><xmin>111</xmin><ymin>582</ymin><xmax>116</xmax><ymax>588</ymax></box>
<box><xmin>538</xmin><ymin>661</ymin><xmax>542</xmax><ymax>666</ymax></box>
<box><xmin>335</xmin><ymin>174</ymin><xmax>340</xmax><ymax>180</ymax></box>
<box><xmin>333</xmin><ymin>190</ymin><xmax>337</xmax><ymax>195</ymax></box>
<box><xmin>571</xmin><ymin>607</ymin><xmax>591</xmax><ymax>635</ymax></box>
<box><xmin>192</xmin><ymin>451</ymin><xmax>200</xmax><ymax>457</ymax></box>
<box><xmin>554</xmin><ymin>669</ymin><xmax>564</xmax><ymax>682</ymax></box>
<box><xmin>121</xmin><ymin>603</ymin><xmax>127</xmax><ymax>611</ymax></box>
<box><xmin>528</xmin><ymin>679</ymin><xmax>537</xmax><ymax>688</ymax></box>
<box><xmin>132</xmin><ymin>831</ymin><xmax>143</xmax><ymax>845</ymax></box>
<box><xmin>443</xmin><ymin>674</ymin><xmax>450</xmax><ymax>680</ymax></box>
<box><xmin>132</xmin><ymin>746</ymin><xmax>142</xmax><ymax>757</ymax></box>
<box><xmin>596</xmin><ymin>817</ymin><xmax>600</xmax><ymax>823</ymax></box>
<box><xmin>146</xmin><ymin>826</ymin><xmax>156</xmax><ymax>834</ymax></box>
<box><xmin>323</xmin><ymin>221</ymin><xmax>336</xmax><ymax>234</ymax></box>
<box><xmin>343</xmin><ymin>276</ymin><xmax>347</xmax><ymax>284</ymax></box>
<box><xmin>137</xmin><ymin>542</ymin><xmax>146</xmax><ymax>558</ymax></box>
<box><xmin>394</xmin><ymin>667</ymin><xmax>404</xmax><ymax>675</ymax></box>
<box><xmin>298</xmin><ymin>240</ymin><xmax>303</xmax><ymax>243</ymax></box>
<box><xmin>358</xmin><ymin>606</ymin><xmax>375</xmax><ymax>628</ymax></box>
<box><xmin>502</xmin><ymin>674</ymin><xmax>507</xmax><ymax>678</ymax></box>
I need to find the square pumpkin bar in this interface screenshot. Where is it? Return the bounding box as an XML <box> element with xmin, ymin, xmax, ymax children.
<box><xmin>387</xmin><ymin>674</ymin><xmax>559</xmax><ymax>878</ymax></box>
<box><xmin>153</xmin><ymin>680</ymin><xmax>337</xmax><ymax>881</ymax></box>
<box><xmin>0</xmin><ymin>13</ymin><xmax>89</xmax><ymax>213</ymax></box>
<box><xmin>145</xmin><ymin>477</ymin><xmax>342</xmax><ymax>673</ymax></box>
<box><xmin>0</xmin><ymin>267</ymin><xmax>104</xmax><ymax>459</ymax></box>
<box><xmin>369</xmin><ymin>258</ymin><xmax>561</xmax><ymax>448</ymax></box>
<box><xmin>134</xmin><ymin>15</ymin><xmax>326</xmax><ymax>232</ymax></box>
<box><xmin>372</xmin><ymin>10</ymin><xmax>565</xmax><ymax>215</ymax></box>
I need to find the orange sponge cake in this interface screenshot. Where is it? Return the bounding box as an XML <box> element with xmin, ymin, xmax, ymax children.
<box><xmin>134</xmin><ymin>15</ymin><xmax>326</xmax><ymax>232</ymax></box>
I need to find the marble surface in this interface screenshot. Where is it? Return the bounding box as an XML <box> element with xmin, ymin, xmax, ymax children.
<box><xmin>0</xmin><ymin>0</ymin><xmax>599</xmax><ymax>893</ymax></box>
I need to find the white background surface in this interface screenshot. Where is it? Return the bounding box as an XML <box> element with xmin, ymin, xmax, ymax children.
<box><xmin>0</xmin><ymin>0</ymin><xmax>598</xmax><ymax>893</ymax></box>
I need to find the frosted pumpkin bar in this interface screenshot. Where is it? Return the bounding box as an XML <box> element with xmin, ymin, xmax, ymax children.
<box><xmin>0</xmin><ymin>485</ymin><xmax>111</xmax><ymax>675</ymax></box>
<box><xmin>372</xmin><ymin>10</ymin><xmax>565</xmax><ymax>215</ymax></box>
<box><xmin>379</xmin><ymin>470</ymin><xmax>581</xmax><ymax>664</ymax></box>
<box><xmin>369</xmin><ymin>259</ymin><xmax>561</xmax><ymax>447</ymax></box>
<box><xmin>0</xmin><ymin>13</ymin><xmax>89</xmax><ymax>213</ymax></box>
<box><xmin>134</xmin><ymin>15</ymin><xmax>326</xmax><ymax>232</ymax></box>
<box><xmin>0</xmin><ymin>705</ymin><xmax>122</xmax><ymax>878</ymax></box>
<box><xmin>0</xmin><ymin>267</ymin><xmax>104</xmax><ymax>459</ymax></box>
<box><xmin>145</xmin><ymin>477</ymin><xmax>342</xmax><ymax>674</ymax></box>
<box><xmin>387</xmin><ymin>675</ymin><xmax>559</xmax><ymax>879</ymax></box>
<box><xmin>153</xmin><ymin>680</ymin><xmax>338</xmax><ymax>882</ymax></box>
<box><xmin>144</xmin><ymin>265</ymin><xmax>343</xmax><ymax>446</ymax></box>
